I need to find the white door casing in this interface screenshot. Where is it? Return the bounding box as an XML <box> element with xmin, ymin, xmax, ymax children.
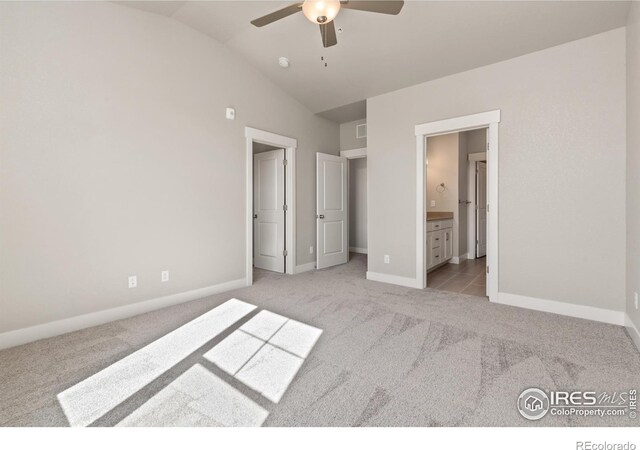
<box><xmin>415</xmin><ymin>110</ymin><xmax>500</xmax><ymax>301</ymax></box>
<box><xmin>316</xmin><ymin>153</ymin><xmax>348</xmax><ymax>269</ymax></box>
<box><xmin>245</xmin><ymin>127</ymin><xmax>297</xmax><ymax>285</ymax></box>
<box><xmin>476</xmin><ymin>161</ymin><xmax>487</xmax><ymax>258</ymax></box>
<box><xmin>253</xmin><ymin>149</ymin><xmax>285</xmax><ymax>273</ymax></box>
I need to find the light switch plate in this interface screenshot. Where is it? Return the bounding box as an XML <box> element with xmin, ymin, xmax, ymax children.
<box><xmin>431</xmin><ymin>200</ymin><xmax>436</xmax><ymax>207</ymax></box>
<box><xmin>128</xmin><ymin>276</ymin><xmax>137</xmax><ymax>289</ymax></box>
<box><xmin>225</xmin><ymin>107</ymin><xmax>235</xmax><ymax>120</ymax></box>
<box><xmin>384</xmin><ymin>255</ymin><xmax>390</xmax><ymax>264</ymax></box>
<box><xmin>161</xmin><ymin>270</ymin><xmax>169</xmax><ymax>282</ymax></box>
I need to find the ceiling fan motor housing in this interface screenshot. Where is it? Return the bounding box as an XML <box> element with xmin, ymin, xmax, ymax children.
<box><xmin>302</xmin><ymin>0</ymin><xmax>341</xmax><ymax>24</ymax></box>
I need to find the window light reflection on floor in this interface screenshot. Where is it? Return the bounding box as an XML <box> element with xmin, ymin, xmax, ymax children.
<box><xmin>117</xmin><ymin>364</ymin><xmax>269</xmax><ymax>427</ymax></box>
<box><xmin>56</xmin><ymin>301</ymin><xmax>322</xmax><ymax>427</ymax></box>
<box><xmin>204</xmin><ymin>310</ymin><xmax>323</xmax><ymax>403</ymax></box>
<box><xmin>57</xmin><ymin>299</ymin><xmax>256</xmax><ymax>427</ymax></box>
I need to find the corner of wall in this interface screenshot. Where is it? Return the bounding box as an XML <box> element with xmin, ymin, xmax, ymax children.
<box><xmin>626</xmin><ymin>1</ymin><xmax>640</xmax><ymax>346</ymax></box>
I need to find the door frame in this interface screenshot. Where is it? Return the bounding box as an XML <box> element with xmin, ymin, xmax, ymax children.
<box><xmin>339</xmin><ymin>147</ymin><xmax>367</xmax><ymax>159</ymax></box>
<box><xmin>340</xmin><ymin>147</ymin><xmax>367</xmax><ymax>255</ymax></box>
<box><xmin>415</xmin><ymin>110</ymin><xmax>500</xmax><ymax>301</ymax></box>
<box><xmin>245</xmin><ymin>127</ymin><xmax>297</xmax><ymax>286</ymax></box>
<box><xmin>467</xmin><ymin>151</ymin><xmax>487</xmax><ymax>260</ymax></box>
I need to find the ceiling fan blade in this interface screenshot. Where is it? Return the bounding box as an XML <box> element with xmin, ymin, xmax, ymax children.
<box><xmin>320</xmin><ymin>21</ymin><xmax>338</xmax><ymax>48</ymax></box>
<box><xmin>251</xmin><ymin>3</ymin><xmax>302</xmax><ymax>27</ymax></box>
<box><xmin>340</xmin><ymin>1</ymin><xmax>404</xmax><ymax>15</ymax></box>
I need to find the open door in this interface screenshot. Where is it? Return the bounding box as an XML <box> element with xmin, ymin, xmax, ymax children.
<box><xmin>476</xmin><ymin>161</ymin><xmax>487</xmax><ymax>258</ymax></box>
<box><xmin>316</xmin><ymin>153</ymin><xmax>348</xmax><ymax>269</ymax></box>
<box><xmin>254</xmin><ymin>149</ymin><xmax>285</xmax><ymax>273</ymax></box>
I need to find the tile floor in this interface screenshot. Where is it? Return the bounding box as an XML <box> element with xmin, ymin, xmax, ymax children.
<box><xmin>427</xmin><ymin>257</ymin><xmax>487</xmax><ymax>297</ymax></box>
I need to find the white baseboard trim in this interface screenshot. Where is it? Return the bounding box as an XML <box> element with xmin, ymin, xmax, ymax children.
<box><xmin>625</xmin><ymin>314</ymin><xmax>640</xmax><ymax>352</ymax></box>
<box><xmin>0</xmin><ymin>278</ymin><xmax>247</xmax><ymax>351</ymax></box>
<box><xmin>450</xmin><ymin>254</ymin><xmax>468</xmax><ymax>265</ymax></box>
<box><xmin>349</xmin><ymin>247</ymin><xmax>368</xmax><ymax>254</ymax></box>
<box><xmin>295</xmin><ymin>262</ymin><xmax>316</xmax><ymax>273</ymax></box>
<box><xmin>495</xmin><ymin>292</ymin><xmax>625</xmax><ymax>326</ymax></box>
<box><xmin>366</xmin><ymin>271</ymin><xmax>418</xmax><ymax>289</ymax></box>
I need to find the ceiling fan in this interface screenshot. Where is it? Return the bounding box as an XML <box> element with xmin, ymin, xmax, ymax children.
<box><xmin>251</xmin><ymin>0</ymin><xmax>404</xmax><ymax>48</ymax></box>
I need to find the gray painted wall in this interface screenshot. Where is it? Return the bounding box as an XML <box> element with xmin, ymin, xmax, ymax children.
<box><xmin>368</xmin><ymin>28</ymin><xmax>626</xmax><ymax>312</ymax></box>
<box><xmin>252</xmin><ymin>142</ymin><xmax>282</xmax><ymax>154</ymax></box>
<box><xmin>627</xmin><ymin>3</ymin><xmax>640</xmax><ymax>331</ymax></box>
<box><xmin>465</xmin><ymin>128</ymin><xmax>487</xmax><ymax>155</ymax></box>
<box><xmin>349</xmin><ymin>158</ymin><xmax>367</xmax><ymax>252</ymax></box>
<box><xmin>340</xmin><ymin>119</ymin><xmax>367</xmax><ymax>151</ymax></box>
<box><xmin>0</xmin><ymin>2</ymin><xmax>339</xmax><ymax>333</ymax></box>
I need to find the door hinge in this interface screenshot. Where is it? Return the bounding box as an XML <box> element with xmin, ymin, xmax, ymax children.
<box><xmin>283</xmin><ymin>159</ymin><xmax>287</xmax><ymax>166</ymax></box>
<box><xmin>283</xmin><ymin>204</ymin><xmax>288</xmax><ymax>211</ymax></box>
<box><xmin>486</xmin><ymin>266</ymin><xmax>489</xmax><ymax>274</ymax></box>
<box><xmin>476</xmin><ymin>239</ymin><xmax>479</xmax><ymax>244</ymax></box>
<box><xmin>486</xmin><ymin>142</ymin><xmax>490</xmax><ymax>151</ymax></box>
<box><xmin>487</xmin><ymin>203</ymin><xmax>490</xmax><ymax>213</ymax></box>
<box><xmin>283</xmin><ymin>249</ymin><xmax>288</xmax><ymax>257</ymax></box>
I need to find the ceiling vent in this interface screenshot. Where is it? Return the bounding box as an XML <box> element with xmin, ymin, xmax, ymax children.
<box><xmin>356</xmin><ymin>123</ymin><xmax>367</xmax><ymax>139</ymax></box>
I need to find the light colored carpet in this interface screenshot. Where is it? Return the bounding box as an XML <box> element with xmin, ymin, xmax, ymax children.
<box><xmin>1</xmin><ymin>254</ymin><xmax>639</xmax><ymax>427</ymax></box>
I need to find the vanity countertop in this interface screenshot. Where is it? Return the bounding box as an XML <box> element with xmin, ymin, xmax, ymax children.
<box><xmin>427</xmin><ymin>212</ymin><xmax>454</xmax><ymax>221</ymax></box>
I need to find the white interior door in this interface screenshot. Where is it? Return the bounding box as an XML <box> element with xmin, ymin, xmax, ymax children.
<box><xmin>316</xmin><ymin>153</ymin><xmax>348</xmax><ymax>269</ymax></box>
<box><xmin>254</xmin><ymin>149</ymin><xmax>285</xmax><ymax>273</ymax></box>
<box><xmin>476</xmin><ymin>161</ymin><xmax>487</xmax><ymax>258</ymax></box>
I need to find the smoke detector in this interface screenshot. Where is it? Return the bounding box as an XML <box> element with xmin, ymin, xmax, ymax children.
<box><xmin>278</xmin><ymin>57</ymin><xmax>290</xmax><ymax>68</ymax></box>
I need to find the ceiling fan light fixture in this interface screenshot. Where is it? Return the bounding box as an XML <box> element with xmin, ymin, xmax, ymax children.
<box><xmin>302</xmin><ymin>0</ymin><xmax>341</xmax><ymax>24</ymax></box>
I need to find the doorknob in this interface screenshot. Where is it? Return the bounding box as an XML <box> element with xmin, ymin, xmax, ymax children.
<box><xmin>317</xmin><ymin>214</ymin><xmax>325</xmax><ymax>219</ymax></box>
<box><xmin>253</xmin><ymin>214</ymin><xmax>258</xmax><ymax>219</ymax></box>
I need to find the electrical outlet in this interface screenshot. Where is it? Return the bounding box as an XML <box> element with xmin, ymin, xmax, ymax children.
<box><xmin>128</xmin><ymin>276</ymin><xmax>137</xmax><ymax>289</ymax></box>
<box><xmin>384</xmin><ymin>255</ymin><xmax>390</xmax><ymax>264</ymax></box>
<box><xmin>310</xmin><ymin>246</ymin><xmax>314</xmax><ymax>254</ymax></box>
<box><xmin>161</xmin><ymin>270</ymin><xmax>169</xmax><ymax>282</ymax></box>
<box><xmin>635</xmin><ymin>292</ymin><xmax>639</xmax><ymax>310</ymax></box>
<box><xmin>431</xmin><ymin>200</ymin><xmax>436</xmax><ymax>207</ymax></box>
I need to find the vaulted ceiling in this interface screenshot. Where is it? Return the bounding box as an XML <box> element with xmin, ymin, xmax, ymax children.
<box><xmin>118</xmin><ymin>1</ymin><xmax>630</xmax><ymax>122</ymax></box>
